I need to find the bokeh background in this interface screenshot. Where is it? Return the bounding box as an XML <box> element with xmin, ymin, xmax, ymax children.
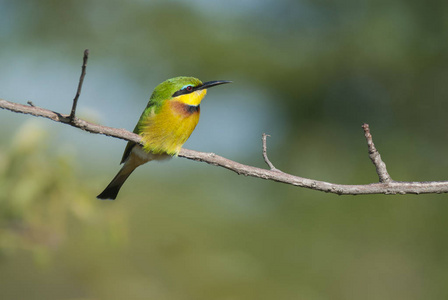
<box><xmin>1</xmin><ymin>0</ymin><xmax>448</xmax><ymax>299</ymax></box>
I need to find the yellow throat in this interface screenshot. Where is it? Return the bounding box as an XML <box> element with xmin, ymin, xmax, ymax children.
<box><xmin>139</xmin><ymin>90</ymin><xmax>207</xmax><ymax>155</ymax></box>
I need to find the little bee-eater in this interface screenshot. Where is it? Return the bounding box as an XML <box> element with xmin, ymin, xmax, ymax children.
<box><xmin>97</xmin><ymin>76</ymin><xmax>231</xmax><ymax>200</ymax></box>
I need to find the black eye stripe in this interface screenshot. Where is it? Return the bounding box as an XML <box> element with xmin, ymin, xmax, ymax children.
<box><xmin>172</xmin><ymin>85</ymin><xmax>200</xmax><ymax>97</ymax></box>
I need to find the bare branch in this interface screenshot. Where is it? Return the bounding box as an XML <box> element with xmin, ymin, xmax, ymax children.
<box><xmin>0</xmin><ymin>99</ymin><xmax>139</xmax><ymax>143</ymax></box>
<box><xmin>69</xmin><ymin>49</ymin><xmax>89</xmax><ymax>121</ymax></box>
<box><xmin>262</xmin><ymin>133</ymin><xmax>281</xmax><ymax>172</ymax></box>
<box><xmin>2</xmin><ymin>97</ymin><xmax>448</xmax><ymax>195</ymax></box>
<box><xmin>362</xmin><ymin>123</ymin><xmax>392</xmax><ymax>183</ymax></box>
<box><xmin>1</xmin><ymin>49</ymin><xmax>447</xmax><ymax>196</ymax></box>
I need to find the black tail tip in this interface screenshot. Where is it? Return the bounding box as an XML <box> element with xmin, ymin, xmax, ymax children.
<box><xmin>96</xmin><ymin>187</ymin><xmax>120</xmax><ymax>200</ymax></box>
<box><xmin>96</xmin><ymin>195</ymin><xmax>116</xmax><ymax>200</ymax></box>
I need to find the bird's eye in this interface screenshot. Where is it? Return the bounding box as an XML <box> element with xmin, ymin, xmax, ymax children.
<box><xmin>185</xmin><ymin>85</ymin><xmax>193</xmax><ymax>91</ymax></box>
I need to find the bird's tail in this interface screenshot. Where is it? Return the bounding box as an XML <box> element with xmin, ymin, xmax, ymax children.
<box><xmin>97</xmin><ymin>163</ymin><xmax>137</xmax><ymax>200</ymax></box>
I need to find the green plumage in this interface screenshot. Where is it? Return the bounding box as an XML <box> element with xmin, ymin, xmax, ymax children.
<box><xmin>120</xmin><ymin>77</ymin><xmax>203</xmax><ymax>164</ymax></box>
<box><xmin>97</xmin><ymin>76</ymin><xmax>230</xmax><ymax>200</ymax></box>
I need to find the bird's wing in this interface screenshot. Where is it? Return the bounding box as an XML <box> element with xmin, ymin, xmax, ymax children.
<box><xmin>120</xmin><ymin>100</ymin><xmax>157</xmax><ymax>164</ymax></box>
<box><xmin>120</xmin><ymin>122</ymin><xmax>140</xmax><ymax>164</ymax></box>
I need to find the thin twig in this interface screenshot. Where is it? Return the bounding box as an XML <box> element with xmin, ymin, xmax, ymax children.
<box><xmin>1</xmin><ymin>98</ymin><xmax>448</xmax><ymax>195</ymax></box>
<box><xmin>362</xmin><ymin>123</ymin><xmax>392</xmax><ymax>183</ymax></box>
<box><xmin>262</xmin><ymin>133</ymin><xmax>281</xmax><ymax>172</ymax></box>
<box><xmin>69</xmin><ymin>49</ymin><xmax>89</xmax><ymax>121</ymax></box>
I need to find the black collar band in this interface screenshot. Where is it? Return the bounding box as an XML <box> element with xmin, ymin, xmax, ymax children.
<box><xmin>185</xmin><ymin>104</ymin><xmax>200</xmax><ymax>114</ymax></box>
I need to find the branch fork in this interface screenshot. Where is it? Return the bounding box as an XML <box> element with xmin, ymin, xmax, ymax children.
<box><xmin>362</xmin><ymin>123</ymin><xmax>393</xmax><ymax>183</ymax></box>
<box><xmin>69</xmin><ymin>49</ymin><xmax>89</xmax><ymax>122</ymax></box>
<box><xmin>262</xmin><ymin>133</ymin><xmax>282</xmax><ymax>172</ymax></box>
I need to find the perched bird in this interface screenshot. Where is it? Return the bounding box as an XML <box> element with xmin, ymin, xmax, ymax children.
<box><xmin>97</xmin><ymin>76</ymin><xmax>231</xmax><ymax>200</ymax></box>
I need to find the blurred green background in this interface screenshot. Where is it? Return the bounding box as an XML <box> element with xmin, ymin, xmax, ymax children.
<box><xmin>1</xmin><ymin>0</ymin><xmax>448</xmax><ymax>299</ymax></box>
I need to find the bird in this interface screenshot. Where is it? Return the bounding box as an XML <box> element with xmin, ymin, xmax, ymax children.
<box><xmin>97</xmin><ymin>76</ymin><xmax>231</xmax><ymax>200</ymax></box>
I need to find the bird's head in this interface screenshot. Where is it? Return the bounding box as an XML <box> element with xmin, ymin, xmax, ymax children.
<box><xmin>150</xmin><ymin>76</ymin><xmax>231</xmax><ymax>106</ymax></box>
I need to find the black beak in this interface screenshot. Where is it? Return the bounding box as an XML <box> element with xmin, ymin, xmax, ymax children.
<box><xmin>196</xmin><ymin>80</ymin><xmax>232</xmax><ymax>91</ymax></box>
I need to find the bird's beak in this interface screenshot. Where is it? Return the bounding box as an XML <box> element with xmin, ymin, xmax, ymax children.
<box><xmin>196</xmin><ymin>80</ymin><xmax>232</xmax><ymax>91</ymax></box>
